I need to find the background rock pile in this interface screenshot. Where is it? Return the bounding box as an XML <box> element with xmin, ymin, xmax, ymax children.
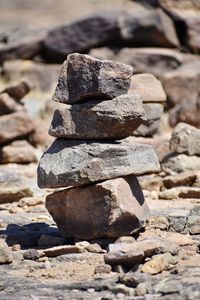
<box><xmin>37</xmin><ymin>53</ymin><xmax>160</xmax><ymax>240</ymax></box>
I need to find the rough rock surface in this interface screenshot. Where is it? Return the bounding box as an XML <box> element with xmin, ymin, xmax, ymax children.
<box><xmin>170</xmin><ymin>122</ymin><xmax>200</xmax><ymax>155</ymax></box>
<box><xmin>0</xmin><ymin>93</ymin><xmax>24</xmax><ymax>115</ymax></box>
<box><xmin>1</xmin><ymin>79</ymin><xmax>32</xmax><ymax>102</ymax></box>
<box><xmin>120</xmin><ymin>9</ymin><xmax>179</xmax><ymax>48</ymax></box>
<box><xmin>46</xmin><ymin>176</ymin><xmax>150</xmax><ymax>239</ymax></box>
<box><xmin>0</xmin><ymin>239</ymin><xmax>13</xmax><ymax>264</ymax></box>
<box><xmin>0</xmin><ymin>112</ymin><xmax>35</xmax><ymax>144</ymax></box>
<box><xmin>53</xmin><ymin>53</ymin><xmax>133</xmax><ymax>104</ymax></box>
<box><xmin>49</xmin><ymin>94</ymin><xmax>146</xmax><ymax>140</ymax></box>
<box><xmin>38</xmin><ymin>139</ymin><xmax>160</xmax><ymax>188</ymax></box>
<box><xmin>134</xmin><ymin>103</ymin><xmax>164</xmax><ymax>137</ymax></box>
<box><xmin>128</xmin><ymin>73</ymin><xmax>166</xmax><ymax>103</ymax></box>
<box><xmin>0</xmin><ymin>140</ymin><xmax>37</xmax><ymax>164</ymax></box>
<box><xmin>162</xmin><ymin>154</ymin><xmax>200</xmax><ymax>175</ymax></box>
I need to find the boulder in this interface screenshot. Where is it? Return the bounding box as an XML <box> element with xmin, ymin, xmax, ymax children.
<box><xmin>128</xmin><ymin>73</ymin><xmax>166</xmax><ymax>103</ymax></box>
<box><xmin>0</xmin><ymin>239</ymin><xmax>13</xmax><ymax>264</ymax></box>
<box><xmin>49</xmin><ymin>94</ymin><xmax>146</xmax><ymax>140</ymax></box>
<box><xmin>0</xmin><ymin>112</ymin><xmax>35</xmax><ymax>144</ymax></box>
<box><xmin>170</xmin><ymin>122</ymin><xmax>200</xmax><ymax>155</ymax></box>
<box><xmin>53</xmin><ymin>53</ymin><xmax>133</xmax><ymax>104</ymax></box>
<box><xmin>0</xmin><ymin>27</ymin><xmax>47</xmax><ymax>63</ymax></box>
<box><xmin>0</xmin><ymin>93</ymin><xmax>24</xmax><ymax>115</ymax></box>
<box><xmin>46</xmin><ymin>176</ymin><xmax>150</xmax><ymax>239</ymax></box>
<box><xmin>134</xmin><ymin>103</ymin><xmax>164</xmax><ymax>137</ymax></box>
<box><xmin>38</xmin><ymin>139</ymin><xmax>160</xmax><ymax>188</ymax></box>
<box><xmin>169</xmin><ymin>97</ymin><xmax>200</xmax><ymax>128</ymax></box>
<box><xmin>163</xmin><ymin>62</ymin><xmax>200</xmax><ymax>107</ymax></box>
<box><xmin>43</xmin><ymin>12</ymin><xmax>120</xmax><ymax>62</ymax></box>
<box><xmin>120</xmin><ymin>9</ymin><xmax>179</xmax><ymax>48</ymax></box>
<box><xmin>162</xmin><ymin>154</ymin><xmax>200</xmax><ymax>175</ymax></box>
<box><xmin>0</xmin><ymin>140</ymin><xmax>37</xmax><ymax>164</ymax></box>
<box><xmin>1</xmin><ymin>78</ymin><xmax>32</xmax><ymax>102</ymax></box>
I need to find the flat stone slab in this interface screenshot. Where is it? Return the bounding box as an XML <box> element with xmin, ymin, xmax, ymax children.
<box><xmin>53</xmin><ymin>53</ymin><xmax>133</xmax><ymax>104</ymax></box>
<box><xmin>37</xmin><ymin>139</ymin><xmax>160</xmax><ymax>188</ymax></box>
<box><xmin>49</xmin><ymin>94</ymin><xmax>146</xmax><ymax>140</ymax></box>
<box><xmin>46</xmin><ymin>176</ymin><xmax>150</xmax><ymax>239</ymax></box>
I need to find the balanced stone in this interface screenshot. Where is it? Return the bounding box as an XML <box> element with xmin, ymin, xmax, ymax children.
<box><xmin>38</xmin><ymin>139</ymin><xmax>160</xmax><ymax>188</ymax></box>
<box><xmin>49</xmin><ymin>94</ymin><xmax>146</xmax><ymax>140</ymax></box>
<box><xmin>53</xmin><ymin>53</ymin><xmax>133</xmax><ymax>104</ymax></box>
<box><xmin>46</xmin><ymin>176</ymin><xmax>150</xmax><ymax>239</ymax></box>
<box><xmin>170</xmin><ymin>122</ymin><xmax>200</xmax><ymax>156</ymax></box>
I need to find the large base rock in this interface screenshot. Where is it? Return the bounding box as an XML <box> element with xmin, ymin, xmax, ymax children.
<box><xmin>53</xmin><ymin>53</ymin><xmax>133</xmax><ymax>104</ymax></box>
<box><xmin>46</xmin><ymin>176</ymin><xmax>150</xmax><ymax>239</ymax></box>
<box><xmin>37</xmin><ymin>139</ymin><xmax>160</xmax><ymax>188</ymax></box>
<box><xmin>49</xmin><ymin>94</ymin><xmax>145</xmax><ymax>140</ymax></box>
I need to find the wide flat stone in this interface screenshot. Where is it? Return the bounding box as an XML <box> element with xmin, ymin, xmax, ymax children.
<box><xmin>170</xmin><ymin>122</ymin><xmax>200</xmax><ymax>156</ymax></box>
<box><xmin>49</xmin><ymin>94</ymin><xmax>146</xmax><ymax>140</ymax></box>
<box><xmin>53</xmin><ymin>53</ymin><xmax>133</xmax><ymax>104</ymax></box>
<box><xmin>0</xmin><ymin>112</ymin><xmax>35</xmax><ymax>144</ymax></box>
<box><xmin>128</xmin><ymin>73</ymin><xmax>166</xmax><ymax>103</ymax></box>
<box><xmin>38</xmin><ymin>139</ymin><xmax>160</xmax><ymax>188</ymax></box>
<box><xmin>46</xmin><ymin>176</ymin><xmax>150</xmax><ymax>239</ymax></box>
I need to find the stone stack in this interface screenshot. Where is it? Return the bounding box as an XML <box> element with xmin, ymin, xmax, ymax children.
<box><xmin>0</xmin><ymin>79</ymin><xmax>37</xmax><ymax>164</ymax></box>
<box><xmin>37</xmin><ymin>53</ymin><xmax>160</xmax><ymax>240</ymax></box>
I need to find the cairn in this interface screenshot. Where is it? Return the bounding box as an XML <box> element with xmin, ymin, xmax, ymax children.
<box><xmin>37</xmin><ymin>53</ymin><xmax>160</xmax><ymax>240</ymax></box>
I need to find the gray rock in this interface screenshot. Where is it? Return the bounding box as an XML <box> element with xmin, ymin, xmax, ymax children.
<box><xmin>43</xmin><ymin>12</ymin><xmax>120</xmax><ymax>62</ymax></box>
<box><xmin>134</xmin><ymin>103</ymin><xmax>164</xmax><ymax>137</ymax></box>
<box><xmin>0</xmin><ymin>239</ymin><xmax>13</xmax><ymax>264</ymax></box>
<box><xmin>162</xmin><ymin>154</ymin><xmax>200</xmax><ymax>175</ymax></box>
<box><xmin>23</xmin><ymin>249</ymin><xmax>40</xmax><ymax>261</ymax></box>
<box><xmin>0</xmin><ymin>112</ymin><xmax>35</xmax><ymax>144</ymax></box>
<box><xmin>53</xmin><ymin>53</ymin><xmax>133</xmax><ymax>104</ymax></box>
<box><xmin>170</xmin><ymin>122</ymin><xmax>200</xmax><ymax>156</ymax></box>
<box><xmin>46</xmin><ymin>176</ymin><xmax>150</xmax><ymax>239</ymax></box>
<box><xmin>38</xmin><ymin>139</ymin><xmax>160</xmax><ymax>188</ymax></box>
<box><xmin>49</xmin><ymin>94</ymin><xmax>146</xmax><ymax>140</ymax></box>
<box><xmin>120</xmin><ymin>9</ymin><xmax>179</xmax><ymax>48</ymax></box>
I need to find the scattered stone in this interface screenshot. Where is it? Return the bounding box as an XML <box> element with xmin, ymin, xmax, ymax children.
<box><xmin>49</xmin><ymin>94</ymin><xmax>146</xmax><ymax>140</ymax></box>
<box><xmin>23</xmin><ymin>249</ymin><xmax>40</xmax><ymax>261</ymax></box>
<box><xmin>0</xmin><ymin>239</ymin><xmax>13</xmax><ymax>264</ymax></box>
<box><xmin>135</xmin><ymin>283</ymin><xmax>147</xmax><ymax>296</ymax></box>
<box><xmin>12</xmin><ymin>244</ymin><xmax>21</xmax><ymax>251</ymax></box>
<box><xmin>46</xmin><ymin>176</ymin><xmax>150</xmax><ymax>239</ymax></box>
<box><xmin>120</xmin><ymin>9</ymin><xmax>179</xmax><ymax>48</ymax></box>
<box><xmin>0</xmin><ymin>93</ymin><xmax>24</xmax><ymax>116</ymax></box>
<box><xmin>159</xmin><ymin>186</ymin><xmax>200</xmax><ymax>200</ymax></box>
<box><xmin>142</xmin><ymin>252</ymin><xmax>177</xmax><ymax>274</ymax></box>
<box><xmin>38</xmin><ymin>139</ymin><xmax>160</xmax><ymax>188</ymax></box>
<box><xmin>115</xmin><ymin>236</ymin><xmax>136</xmax><ymax>244</ymax></box>
<box><xmin>0</xmin><ymin>140</ymin><xmax>37</xmax><ymax>164</ymax></box>
<box><xmin>52</xmin><ymin>53</ymin><xmax>133</xmax><ymax>104</ymax></box>
<box><xmin>146</xmin><ymin>216</ymin><xmax>169</xmax><ymax>231</ymax></box>
<box><xmin>169</xmin><ymin>97</ymin><xmax>200</xmax><ymax>128</ymax></box>
<box><xmin>170</xmin><ymin>122</ymin><xmax>200</xmax><ymax>156</ymax></box>
<box><xmin>2</xmin><ymin>78</ymin><xmax>32</xmax><ymax>102</ymax></box>
<box><xmin>0</xmin><ymin>186</ymin><xmax>33</xmax><ymax>204</ymax></box>
<box><xmin>138</xmin><ymin>175</ymin><xmax>162</xmax><ymax>192</ymax></box>
<box><xmin>94</xmin><ymin>264</ymin><xmax>112</xmax><ymax>274</ymax></box>
<box><xmin>134</xmin><ymin>103</ymin><xmax>164</xmax><ymax>137</ymax></box>
<box><xmin>187</xmin><ymin>213</ymin><xmax>200</xmax><ymax>235</ymax></box>
<box><xmin>166</xmin><ymin>233</ymin><xmax>194</xmax><ymax>246</ymax></box>
<box><xmin>128</xmin><ymin>73</ymin><xmax>166</xmax><ymax>103</ymax></box>
<box><xmin>162</xmin><ymin>171</ymin><xmax>197</xmax><ymax>189</ymax></box>
<box><xmin>18</xmin><ymin>197</ymin><xmax>43</xmax><ymax>207</ymax></box>
<box><xmin>42</xmin><ymin>245</ymin><xmax>84</xmax><ymax>257</ymax></box>
<box><xmin>162</xmin><ymin>154</ymin><xmax>200</xmax><ymax>175</ymax></box>
<box><xmin>37</xmin><ymin>235</ymin><xmax>66</xmax><ymax>248</ymax></box>
<box><xmin>118</xmin><ymin>272</ymin><xmax>138</xmax><ymax>288</ymax></box>
<box><xmin>0</xmin><ymin>112</ymin><xmax>35</xmax><ymax>144</ymax></box>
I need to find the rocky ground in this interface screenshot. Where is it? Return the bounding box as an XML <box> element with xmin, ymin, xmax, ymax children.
<box><xmin>1</xmin><ymin>0</ymin><xmax>200</xmax><ymax>299</ymax></box>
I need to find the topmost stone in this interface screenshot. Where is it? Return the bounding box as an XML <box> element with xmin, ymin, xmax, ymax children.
<box><xmin>53</xmin><ymin>53</ymin><xmax>133</xmax><ymax>104</ymax></box>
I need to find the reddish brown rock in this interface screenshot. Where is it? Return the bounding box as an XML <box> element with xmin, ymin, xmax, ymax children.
<box><xmin>0</xmin><ymin>140</ymin><xmax>37</xmax><ymax>164</ymax></box>
<box><xmin>1</xmin><ymin>78</ymin><xmax>32</xmax><ymax>102</ymax></box>
<box><xmin>0</xmin><ymin>93</ymin><xmax>24</xmax><ymax>116</ymax></box>
<box><xmin>0</xmin><ymin>112</ymin><xmax>35</xmax><ymax>144</ymax></box>
<box><xmin>53</xmin><ymin>53</ymin><xmax>133</xmax><ymax>104</ymax></box>
<box><xmin>162</xmin><ymin>171</ymin><xmax>197</xmax><ymax>189</ymax></box>
<box><xmin>46</xmin><ymin>176</ymin><xmax>150</xmax><ymax>239</ymax></box>
<box><xmin>128</xmin><ymin>73</ymin><xmax>166</xmax><ymax>103</ymax></box>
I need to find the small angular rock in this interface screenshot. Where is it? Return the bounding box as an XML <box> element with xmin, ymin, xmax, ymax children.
<box><xmin>0</xmin><ymin>93</ymin><xmax>24</xmax><ymax>116</ymax></box>
<box><xmin>0</xmin><ymin>239</ymin><xmax>13</xmax><ymax>264</ymax></box>
<box><xmin>38</xmin><ymin>139</ymin><xmax>160</xmax><ymax>188</ymax></box>
<box><xmin>0</xmin><ymin>112</ymin><xmax>35</xmax><ymax>144</ymax></box>
<box><xmin>49</xmin><ymin>94</ymin><xmax>146</xmax><ymax>140</ymax></box>
<box><xmin>2</xmin><ymin>78</ymin><xmax>32</xmax><ymax>102</ymax></box>
<box><xmin>53</xmin><ymin>53</ymin><xmax>133</xmax><ymax>104</ymax></box>
<box><xmin>170</xmin><ymin>122</ymin><xmax>200</xmax><ymax>156</ymax></box>
<box><xmin>46</xmin><ymin>176</ymin><xmax>150</xmax><ymax>239</ymax></box>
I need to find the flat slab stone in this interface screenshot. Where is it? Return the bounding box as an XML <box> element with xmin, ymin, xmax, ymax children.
<box><xmin>49</xmin><ymin>94</ymin><xmax>146</xmax><ymax>140</ymax></box>
<box><xmin>37</xmin><ymin>139</ymin><xmax>160</xmax><ymax>188</ymax></box>
<box><xmin>128</xmin><ymin>73</ymin><xmax>166</xmax><ymax>103</ymax></box>
<box><xmin>46</xmin><ymin>176</ymin><xmax>150</xmax><ymax>239</ymax></box>
<box><xmin>53</xmin><ymin>53</ymin><xmax>133</xmax><ymax>104</ymax></box>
